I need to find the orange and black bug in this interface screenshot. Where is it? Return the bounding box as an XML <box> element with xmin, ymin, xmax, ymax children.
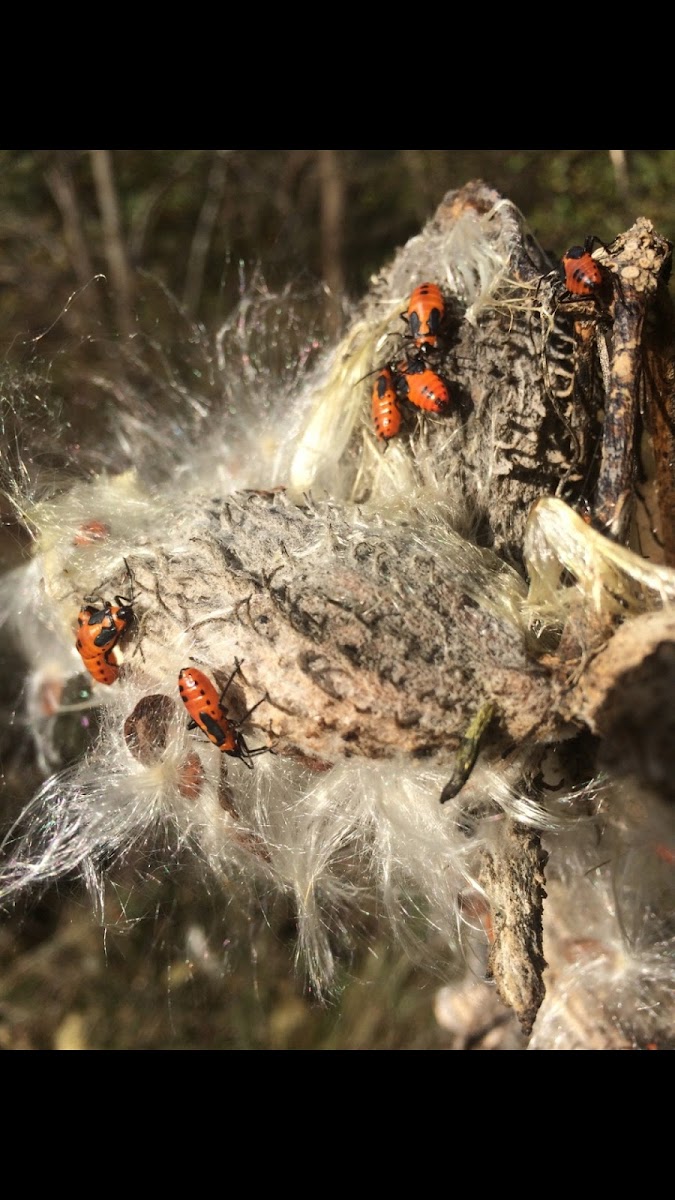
<box><xmin>178</xmin><ymin>663</ymin><xmax>269</xmax><ymax>767</ymax></box>
<box><xmin>403</xmin><ymin>282</ymin><xmax>445</xmax><ymax>354</ymax></box>
<box><xmin>559</xmin><ymin>236</ymin><xmax>610</xmax><ymax>298</ymax></box>
<box><xmin>371</xmin><ymin>367</ymin><xmax>402</xmax><ymax>440</ymax></box>
<box><xmin>395</xmin><ymin>357</ymin><xmax>451</xmax><ymax>414</ymax></box>
<box><xmin>76</xmin><ymin>601</ymin><xmax>125</xmax><ymax>684</ymax></box>
<box><xmin>75</xmin><ymin>560</ymin><xmax>136</xmax><ymax>685</ymax></box>
<box><xmin>76</xmin><ymin>592</ymin><xmax>134</xmax><ymax>657</ymax></box>
<box><xmin>75</xmin><ymin>643</ymin><xmax>119</xmax><ymax>686</ymax></box>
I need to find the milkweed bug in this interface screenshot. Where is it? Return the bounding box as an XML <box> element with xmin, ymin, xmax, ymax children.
<box><xmin>371</xmin><ymin>367</ymin><xmax>402</xmax><ymax>440</ymax></box>
<box><xmin>76</xmin><ymin>593</ymin><xmax>134</xmax><ymax>657</ymax></box>
<box><xmin>75</xmin><ymin>641</ymin><xmax>119</xmax><ymax>685</ymax></box>
<box><xmin>557</xmin><ymin>235</ymin><xmax>614</xmax><ymax>300</ymax></box>
<box><xmin>178</xmin><ymin>663</ymin><xmax>269</xmax><ymax>767</ymax></box>
<box><xmin>76</xmin><ymin>600</ymin><xmax>127</xmax><ymax>685</ymax></box>
<box><xmin>403</xmin><ymin>282</ymin><xmax>445</xmax><ymax>354</ymax></box>
<box><xmin>75</xmin><ymin>560</ymin><xmax>136</xmax><ymax>685</ymax></box>
<box><xmin>395</xmin><ymin>357</ymin><xmax>451</xmax><ymax>413</ymax></box>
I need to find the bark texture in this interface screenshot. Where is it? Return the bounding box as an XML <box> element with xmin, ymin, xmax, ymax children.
<box><xmin>480</xmin><ymin>821</ymin><xmax>548</xmax><ymax>1036</ymax></box>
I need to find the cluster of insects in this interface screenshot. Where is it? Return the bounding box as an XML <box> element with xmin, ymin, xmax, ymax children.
<box><xmin>370</xmin><ymin>282</ymin><xmax>452</xmax><ymax>441</ymax></box>
<box><xmin>370</xmin><ymin>247</ymin><xmax>610</xmax><ymax>444</ymax></box>
<box><xmin>75</xmin><ymin>563</ymin><xmax>269</xmax><ymax>768</ymax></box>
<box><xmin>72</xmin><ymin>238</ymin><xmax>617</xmax><ymax>782</ymax></box>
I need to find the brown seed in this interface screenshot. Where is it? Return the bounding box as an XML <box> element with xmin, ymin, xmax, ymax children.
<box><xmin>124</xmin><ymin>694</ymin><xmax>175</xmax><ymax>764</ymax></box>
<box><xmin>177</xmin><ymin>751</ymin><xmax>205</xmax><ymax>801</ymax></box>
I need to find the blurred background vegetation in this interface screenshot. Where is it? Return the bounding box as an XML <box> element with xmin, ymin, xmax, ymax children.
<box><xmin>2</xmin><ymin>149</ymin><xmax>673</xmax><ymax>341</ymax></box>
<box><xmin>0</xmin><ymin>149</ymin><xmax>672</xmax><ymax>1050</ymax></box>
